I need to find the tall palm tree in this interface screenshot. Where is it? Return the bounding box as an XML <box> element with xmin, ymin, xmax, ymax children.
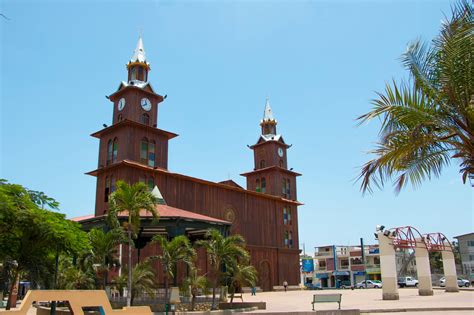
<box><xmin>357</xmin><ymin>1</ymin><xmax>473</xmax><ymax>193</ymax></box>
<box><xmin>83</xmin><ymin>228</ymin><xmax>124</xmax><ymax>289</ymax></box>
<box><xmin>182</xmin><ymin>265</ymin><xmax>208</xmax><ymax>311</ymax></box>
<box><xmin>107</xmin><ymin>181</ymin><xmax>158</xmax><ymax>307</ymax></box>
<box><xmin>151</xmin><ymin>235</ymin><xmax>196</xmax><ymax>301</ymax></box>
<box><xmin>227</xmin><ymin>263</ymin><xmax>257</xmax><ymax>305</ymax></box>
<box><xmin>196</xmin><ymin>229</ymin><xmax>249</xmax><ymax>310</ymax></box>
<box><xmin>113</xmin><ymin>259</ymin><xmax>157</xmax><ymax>306</ymax></box>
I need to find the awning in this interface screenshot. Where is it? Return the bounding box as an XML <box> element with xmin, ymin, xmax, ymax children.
<box><xmin>316</xmin><ymin>273</ymin><xmax>329</xmax><ymax>279</ymax></box>
<box><xmin>333</xmin><ymin>271</ymin><xmax>350</xmax><ymax>276</ymax></box>
<box><xmin>353</xmin><ymin>271</ymin><xmax>365</xmax><ymax>276</ymax></box>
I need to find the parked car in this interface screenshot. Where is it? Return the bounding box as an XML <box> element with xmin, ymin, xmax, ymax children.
<box><xmin>355</xmin><ymin>280</ymin><xmax>382</xmax><ymax>289</ymax></box>
<box><xmin>398</xmin><ymin>277</ymin><xmax>418</xmax><ymax>288</ymax></box>
<box><xmin>305</xmin><ymin>283</ymin><xmax>322</xmax><ymax>290</ymax></box>
<box><xmin>439</xmin><ymin>277</ymin><xmax>470</xmax><ymax>287</ymax></box>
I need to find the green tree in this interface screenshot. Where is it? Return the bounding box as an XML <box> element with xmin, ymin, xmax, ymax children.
<box><xmin>82</xmin><ymin>228</ymin><xmax>124</xmax><ymax>289</ymax></box>
<box><xmin>357</xmin><ymin>2</ymin><xmax>473</xmax><ymax>193</ymax></box>
<box><xmin>0</xmin><ymin>180</ymin><xmax>90</xmax><ymax>309</ymax></box>
<box><xmin>107</xmin><ymin>180</ymin><xmax>158</xmax><ymax>307</ymax></box>
<box><xmin>182</xmin><ymin>265</ymin><xmax>208</xmax><ymax>311</ymax></box>
<box><xmin>151</xmin><ymin>235</ymin><xmax>196</xmax><ymax>302</ymax></box>
<box><xmin>227</xmin><ymin>263</ymin><xmax>257</xmax><ymax>305</ymax></box>
<box><xmin>113</xmin><ymin>260</ymin><xmax>157</xmax><ymax>306</ymax></box>
<box><xmin>196</xmin><ymin>229</ymin><xmax>249</xmax><ymax>310</ymax></box>
<box><xmin>56</xmin><ymin>257</ymin><xmax>96</xmax><ymax>290</ymax></box>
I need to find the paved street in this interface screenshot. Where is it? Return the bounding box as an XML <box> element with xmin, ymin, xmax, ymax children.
<box><xmin>241</xmin><ymin>288</ymin><xmax>474</xmax><ymax>313</ymax></box>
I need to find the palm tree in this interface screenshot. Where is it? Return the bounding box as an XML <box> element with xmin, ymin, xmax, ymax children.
<box><xmin>151</xmin><ymin>235</ymin><xmax>196</xmax><ymax>302</ymax></box>
<box><xmin>196</xmin><ymin>229</ymin><xmax>249</xmax><ymax>310</ymax></box>
<box><xmin>113</xmin><ymin>259</ymin><xmax>157</xmax><ymax>306</ymax></box>
<box><xmin>83</xmin><ymin>228</ymin><xmax>124</xmax><ymax>289</ymax></box>
<box><xmin>107</xmin><ymin>180</ymin><xmax>159</xmax><ymax>307</ymax></box>
<box><xmin>182</xmin><ymin>265</ymin><xmax>208</xmax><ymax>311</ymax></box>
<box><xmin>357</xmin><ymin>1</ymin><xmax>473</xmax><ymax>193</ymax></box>
<box><xmin>227</xmin><ymin>263</ymin><xmax>257</xmax><ymax>305</ymax></box>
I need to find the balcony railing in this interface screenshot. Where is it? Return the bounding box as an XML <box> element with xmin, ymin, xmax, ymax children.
<box><xmin>315</xmin><ymin>251</ymin><xmax>332</xmax><ymax>257</ymax></box>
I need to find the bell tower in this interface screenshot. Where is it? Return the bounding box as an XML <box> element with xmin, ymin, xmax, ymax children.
<box><xmin>87</xmin><ymin>37</ymin><xmax>178</xmax><ymax>216</ymax></box>
<box><xmin>241</xmin><ymin>98</ymin><xmax>300</xmax><ymax>199</ymax></box>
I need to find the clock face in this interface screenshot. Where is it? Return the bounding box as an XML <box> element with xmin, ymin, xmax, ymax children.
<box><xmin>117</xmin><ymin>98</ymin><xmax>126</xmax><ymax>111</ymax></box>
<box><xmin>141</xmin><ymin>98</ymin><xmax>152</xmax><ymax>111</ymax></box>
<box><xmin>278</xmin><ymin>147</ymin><xmax>284</xmax><ymax>157</ymax></box>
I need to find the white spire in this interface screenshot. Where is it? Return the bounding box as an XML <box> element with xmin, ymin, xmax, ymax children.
<box><xmin>130</xmin><ymin>36</ymin><xmax>147</xmax><ymax>63</ymax></box>
<box><xmin>262</xmin><ymin>97</ymin><xmax>276</xmax><ymax>122</ymax></box>
<box><xmin>151</xmin><ymin>185</ymin><xmax>166</xmax><ymax>205</ymax></box>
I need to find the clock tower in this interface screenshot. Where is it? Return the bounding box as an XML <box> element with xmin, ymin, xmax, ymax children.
<box><xmin>241</xmin><ymin>98</ymin><xmax>300</xmax><ymax>200</ymax></box>
<box><xmin>87</xmin><ymin>37</ymin><xmax>178</xmax><ymax>216</ymax></box>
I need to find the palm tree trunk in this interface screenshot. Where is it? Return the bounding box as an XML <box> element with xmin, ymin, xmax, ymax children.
<box><xmin>165</xmin><ymin>277</ymin><xmax>169</xmax><ymax>302</ymax></box>
<box><xmin>211</xmin><ymin>280</ymin><xmax>217</xmax><ymax>310</ymax></box>
<box><xmin>127</xmin><ymin>227</ymin><xmax>132</xmax><ymax>307</ymax></box>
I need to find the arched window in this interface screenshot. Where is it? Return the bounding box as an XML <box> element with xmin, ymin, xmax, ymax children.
<box><xmin>140</xmin><ymin>138</ymin><xmax>148</xmax><ymax>164</ymax></box>
<box><xmin>284</xmin><ymin>231</ymin><xmax>289</xmax><ymax>247</ymax></box>
<box><xmin>147</xmin><ymin>176</ymin><xmax>154</xmax><ymax>191</ymax></box>
<box><xmin>287</xmin><ymin>207</ymin><xmax>292</xmax><ymax>224</ymax></box>
<box><xmin>138</xmin><ymin>67</ymin><xmax>143</xmax><ymax>81</ymax></box>
<box><xmin>283</xmin><ymin>207</ymin><xmax>288</xmax><ymax>225</ymax></box>
<box><xmin>112</xmin><ymin>138</ymin><xmax>118</xmax><ymax>163</ymax></box>
<box><xmin>107</xmin><ymin>140</ymin><xmax>113</xmax><ymax>165</ymax></box>
<box><xmin>289</xmin><ymin>231</ymin><xmax>293</xmax><ymax>248</ymax></box>
<box><xmin>141</xmin><ymin>113</ymin><xmax>150</xmax><ymax>125</ymax></box>
<box><xmin>131</xmin><ymin>67</ymin><xmax>137</xmax><ymax>81</ymax></box>
<box><xmin>148</xmin><ymin>140</ymin><xmax>155</xmax><ymax>167</ymax></box>
<box><xmin>260</xmin><ymin>160</ymin><xmax>266</xmax><ymax>168</ymax></box>
<box><xmin>104</xmin><ymin>176</ymin><xmax>110</xmax><ymax>202</ymax></box>
<box><xmin>256</xmin><ymin>179</ymin><xmax>261</xmax><ymax>192</ymax></box>
<box><xmin>261</xmin><ymin>177</ymin><xmax>266</xmax><ymax>193</ymax></box>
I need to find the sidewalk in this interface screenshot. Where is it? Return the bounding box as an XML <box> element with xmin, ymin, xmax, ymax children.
<box><xmin>240</xmin><ymin>288</ymin><xmax>474</xmax><ymax>313</ymax></box>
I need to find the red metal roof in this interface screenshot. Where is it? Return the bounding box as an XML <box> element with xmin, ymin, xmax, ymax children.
<box><xmin>71</xmin><ymin>204</ymin><xmax>230</xmax><ymax>225</ymax></box>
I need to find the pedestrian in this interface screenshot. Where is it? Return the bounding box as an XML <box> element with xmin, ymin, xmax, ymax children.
<box><xmin>251</xmin><ymin>286</ymin><xmax>256</xmax><ymax>296</ymax></box>
<box><xmin>283</xmin><ymin>280</ymin><xmax>288</xmax><ymax>292</ymax></box>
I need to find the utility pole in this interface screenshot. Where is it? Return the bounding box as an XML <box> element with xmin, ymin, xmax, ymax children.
<box><xmin>361</xmin><ymin>238</ymin><xmax>367</xmax><ymax>289</ymax></box>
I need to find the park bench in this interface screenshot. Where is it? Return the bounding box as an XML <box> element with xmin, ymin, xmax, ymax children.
<box><xmin>232</xmin><ymin>293</ymin><xmax>244</xmax><ymax>302</ymax></box>
<box><xmin>311</xmin><ymin>293</ymin><xmax>342</xmax><ymax>310</ymax></box>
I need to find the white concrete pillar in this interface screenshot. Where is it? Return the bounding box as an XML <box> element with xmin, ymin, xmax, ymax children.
<box><xmin>378</xmin><ymin>231</ymin><xmax>399</xmax><ymax>300</ymax></box>
<box><xmin>169</xmin><ymin>286</ymin><xmax>181</xmax><ymax>304</ymax></box>
<box><xmin>441</xmin><ymin>250</ymin><xmax>459</xmax><ymax>293</ymax></box>
<box><xmin>414</xmin><ymin>238</ymin><xmax>433</xmax><ymax>296</ymax></box>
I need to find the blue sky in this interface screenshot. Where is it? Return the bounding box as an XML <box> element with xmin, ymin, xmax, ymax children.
<box><xmin>1</xmin><ymin>0</ymin><xmax>472</xmax><ymax>251</ymax></box>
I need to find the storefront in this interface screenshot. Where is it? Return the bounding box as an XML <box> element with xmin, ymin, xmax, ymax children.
<box><xmin>333</xmin><ymin>271</ymin><xmax>350</xmax><ymax>288</ymax></box>
<box><xmin>353</xmin><ymin>271</ymin><xmax>366</xmax><ymax>285</ymax></box>
<box><xmin>315</xmin><ymin>273</ymin><xmax>330</xmax><ymax>288</ymax></box>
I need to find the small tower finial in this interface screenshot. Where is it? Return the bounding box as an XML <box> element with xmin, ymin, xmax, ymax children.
<box><xmin>260</xmin><ymin>97</ymin><xmax>277</xmax><ymax>135</ymax></box>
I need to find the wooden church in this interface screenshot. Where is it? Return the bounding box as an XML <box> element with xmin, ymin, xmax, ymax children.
<box><xmin>73</xmin><ymin>37</ymin><xmax>302</xmax><ymax>291</ymax></box>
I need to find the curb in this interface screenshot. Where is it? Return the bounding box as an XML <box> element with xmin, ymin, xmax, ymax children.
<box><xmin>360</xmin><ymin>307</ymin><xmax>474</xmax><ymax>313</ymax></box>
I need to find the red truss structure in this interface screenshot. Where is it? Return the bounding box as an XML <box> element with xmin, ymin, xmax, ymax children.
<box><xmin>422</xmin><ymin>232</ymin><xmax>453</xmax><ymax>252</ymax></box>
<box><xmin>389</xmin><ymin>226</ymin><xmax>427</xmax><ymax>249</ymax></box>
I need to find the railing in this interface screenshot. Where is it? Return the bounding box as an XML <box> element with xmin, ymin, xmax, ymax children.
<box><xmin>317</xmin><ymin>266</ymin><xmax>327</xmax><ymax>271</ymax></box>
<box><xmin>315</xmin><ymin>251</ymin><xmax>332</xmax><ymax>257</ymax></box>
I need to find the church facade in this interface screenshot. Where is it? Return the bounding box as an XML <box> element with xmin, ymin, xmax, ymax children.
<box><xmin>78</xmin><ymin>37</ymin><xmax>302</xmax><ymax>290</ymax></box>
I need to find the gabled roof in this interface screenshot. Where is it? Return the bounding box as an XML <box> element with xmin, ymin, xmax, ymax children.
<box><xmin>86</xmin><ymin>159</ymin><xmax>302</xmax><ymax>205</ymax></box>
<box><xmin>71</xmin><ymin>204</ymin><xmax>231</xmax><ymax>225</ymax></box>
<box><xmin>240</xmin><ymin>165</ymin><xmax>302</xmax><ymax>177</ymax></box>
<box><xmin>218</xmin><ymin>179</ymin><xmax>244</xmax><ymax>189</ymax></box>
<box><xmin>90</xmin><ymin>119</ymin><xmax>178</xmax><ymax>140</ymax></box>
